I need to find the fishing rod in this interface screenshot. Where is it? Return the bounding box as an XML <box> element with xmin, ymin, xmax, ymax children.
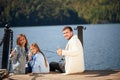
<box><xmin>42</xmin><ymin>49</ymin><xmax>56</xmax><ymax>54</ymax></box>
<box><xmin>41</xmin><ymin>49</ymin><xmax>65</xmax><ymax>62</ymax></box>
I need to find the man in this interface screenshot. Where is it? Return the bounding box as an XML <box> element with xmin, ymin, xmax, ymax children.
<box><xmin>50</xmin><ymin>26</ymin><xmax>85</xmax><ymax>74</ymax></box>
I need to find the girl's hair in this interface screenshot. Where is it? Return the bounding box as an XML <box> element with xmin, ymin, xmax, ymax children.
<box><xmin>16</xmin><ymin>34</ymin><xmax>28</xmax><ymax>52</ymax></box>
<box><xmin>30</xmin><ymin>43</ymin><xmax>48</xmax><ymax>67</ymax></box>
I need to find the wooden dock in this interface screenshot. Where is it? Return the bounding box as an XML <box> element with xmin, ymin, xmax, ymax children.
<box><xmin>2</xmin><ymin>70</ymin><xmax>120</xmax><ymax>80</ymax></box>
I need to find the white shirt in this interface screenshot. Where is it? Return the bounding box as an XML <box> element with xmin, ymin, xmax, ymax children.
<box><xmin>62</xmin><ymin>35</ymin><xmax>85</xmax><ymax>74</ymax></box>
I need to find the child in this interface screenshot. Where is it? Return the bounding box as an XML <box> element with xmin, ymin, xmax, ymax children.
<box><xmin>10</xmin><ymin>34</ymin><xmax>29</xmax><ymax>74</ymax></box>
<box><xmin>28</xmin><ymin>43</ymin><xmax>49</xmax><ymax>74</ymax></box>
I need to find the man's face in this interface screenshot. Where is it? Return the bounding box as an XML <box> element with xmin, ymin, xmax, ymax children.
<box><xmin>62</xmin><ymin>29</ymin><xmax>73</xmax><ymax>40</ymax></box>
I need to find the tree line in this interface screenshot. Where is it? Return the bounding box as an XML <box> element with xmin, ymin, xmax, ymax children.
<box><xmin>0</xmin><ymin>0</ymin><xmax>120</xmax><ymax>27</ymax></box>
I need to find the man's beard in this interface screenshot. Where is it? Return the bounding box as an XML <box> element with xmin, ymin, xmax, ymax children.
<box><xmin>68</xmin><ymin>35</ymin><xmax>73</xmax><ymax>40</ymax></box>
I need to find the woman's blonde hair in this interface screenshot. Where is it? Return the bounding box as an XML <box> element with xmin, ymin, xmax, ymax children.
<box><xmin>30</xmin><ymin>43</ymin><xmax>48</xmax><ymax>67</ymax></box>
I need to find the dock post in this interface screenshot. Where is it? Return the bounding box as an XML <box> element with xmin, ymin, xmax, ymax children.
<box><xmin>76</xmin><ymin>26</ymin><xmax>86</xmax><ymax>46</ymax></box>
<box><xmin>1</xmin><ymin>24</ymin><xmax>13</xmax><ymax>69</ymax></box>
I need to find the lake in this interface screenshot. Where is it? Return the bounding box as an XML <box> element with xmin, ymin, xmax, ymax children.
<box><xmin>0</xmin><ymin>24</ymin><xmax>120</xmax><ymax>70</ymax></box>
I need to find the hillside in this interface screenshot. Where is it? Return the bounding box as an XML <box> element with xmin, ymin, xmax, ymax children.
<box><xmin>0</xmin><ymin>0</ymin><xmax>120</xmax><ymax>27</ymax></box>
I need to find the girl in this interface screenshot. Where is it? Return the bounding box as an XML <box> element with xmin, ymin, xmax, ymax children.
<box><xmin>29</xmin><ymin>43</ymin><xmax>49</xmax><ymax>74</ymax></box>
<box><xmin>10</xmin><ymin>34</ymin><xmax>29</xmax><ymax>74</ymax></box>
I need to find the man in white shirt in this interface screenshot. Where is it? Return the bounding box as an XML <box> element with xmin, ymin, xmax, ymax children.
<box><xmin>50</xmin><ymin>26</ymin><xmax>85</xmax><ymax>74</ymax></box>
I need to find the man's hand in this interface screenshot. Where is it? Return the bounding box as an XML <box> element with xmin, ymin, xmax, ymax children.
<box><xmin>57</xmin><ymin>48</ymin><xmax>62</xmax><ymax>56</ymax></box>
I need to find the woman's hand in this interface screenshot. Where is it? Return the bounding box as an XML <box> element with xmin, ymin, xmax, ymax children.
<box><xmin>28</xmin><ymin>52</ymin><xmax>32</xmax><ymax>61</ymax></box>
<box><xmin>10</xmin><ymin>49</ymin><xmax>15</xmax><ymax>58</ymax></box>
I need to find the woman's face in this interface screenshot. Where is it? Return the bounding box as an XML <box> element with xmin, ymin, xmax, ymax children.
<box><xmin>30</xmin><ymin>47</ymin><xmax>38</xmax><ymax>54</ymax></box>
<box><xmin>19</xmin><ymin>36</ymin><xmax>26</xmax><ymax>47</ymax></box>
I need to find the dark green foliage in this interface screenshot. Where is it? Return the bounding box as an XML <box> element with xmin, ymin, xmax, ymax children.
<box><xmin>0</xmin><ymin>0</ymin><xmax>119</xmax><ymax>27</ymax></box>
